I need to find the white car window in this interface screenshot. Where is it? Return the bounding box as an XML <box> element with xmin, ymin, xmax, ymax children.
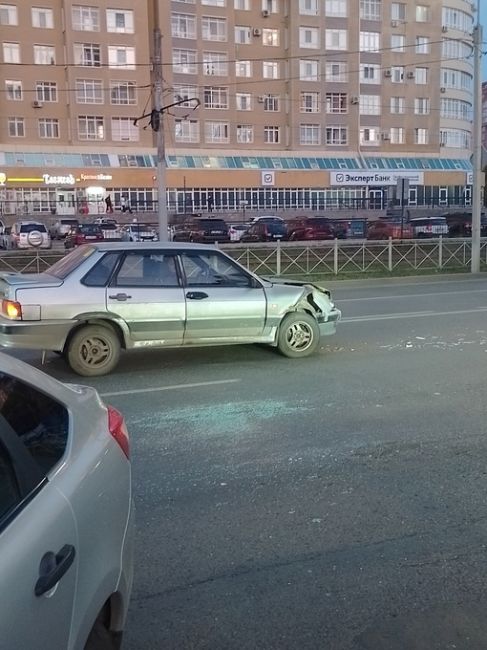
<box><xmin>181</xmin><ymin>252</ymin><xmax>252</xmax><ymax>288</ymax></box>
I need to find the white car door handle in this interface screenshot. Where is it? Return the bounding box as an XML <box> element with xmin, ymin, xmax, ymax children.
<box><xmin>109</xmin><ymin>293</ymin><xmax>132</xmax><ymax>301</ymax></box>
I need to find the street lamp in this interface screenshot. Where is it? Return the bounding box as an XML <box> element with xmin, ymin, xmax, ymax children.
<box><xmin>471</xmin><ymin>0</ymin><xmax>482</xmax><ymax>273</ymax></box>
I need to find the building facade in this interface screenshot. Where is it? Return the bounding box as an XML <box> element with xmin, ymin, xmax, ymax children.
<box><xmin>0</xmin><ymin>0</ymin><xmax>477</xmax><ymax>216</ymax></box>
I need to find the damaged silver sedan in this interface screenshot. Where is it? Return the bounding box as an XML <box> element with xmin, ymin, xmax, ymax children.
<box><xmin>0</xmin><ymin>242</ymin><xmax>341</xmax><ymax>376</ymax></box>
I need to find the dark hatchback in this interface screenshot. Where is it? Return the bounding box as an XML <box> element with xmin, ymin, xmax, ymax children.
<box><xmin>64</xmin><ymin>224</ymin><xmax>104</xmax><ymax>249</ymax></box>
<box><xmin>240</xmin><ymin>222</ymin><xmax>288</xmax><ymax>242</ymax></box>
<box><xmin>172</xmin><ymin>218</ymin><xmax>230</xmax><ymax>243</ymax></box>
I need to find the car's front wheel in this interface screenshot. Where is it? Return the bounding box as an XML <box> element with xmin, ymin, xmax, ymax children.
<box><xmin>66</xmin><ymin>324</ymin><xmax>121</xmax><ymax>376</ymax></box>
<box><xmin>277</xmin><ymin>312</ymin><xmax>320</xmax><ymax>358</ymax></box>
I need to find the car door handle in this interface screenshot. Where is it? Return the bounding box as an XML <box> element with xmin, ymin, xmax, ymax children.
<box><xmin>108</xmin><ymin>293</ymin><xmax>132</xmax><ymax>301</ymax></box>
<box><xmin>186</xmin><ymin>291</ymin><xmax>209</xmax><ymax>300</ymax></box>
<box><xmin>35</xmin><ymin>544</ymin><xmax>76</xmax><ymax>597</ymax></box>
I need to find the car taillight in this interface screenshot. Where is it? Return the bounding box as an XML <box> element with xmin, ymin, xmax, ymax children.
<box><xmin>2</xmin><ymin>299</ymin><xmax>22</xmax><ymax>320</ymax></box>
<box><xmin>107</xmin><ymin>406</ymin><xmax>130</xmax><ymax>459</ymax></box>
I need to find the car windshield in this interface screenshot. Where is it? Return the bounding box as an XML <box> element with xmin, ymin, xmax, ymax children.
<box><xmin>46</xmin><ymin>245</ymin><xmax>96</xmax><ymax>279</ymax></box>
<box><xmin>309</xmin><ymin>218</ymin><xmax>331</xmax><ymax>226</ymax></box>
<box><xmin>20</xmin><ymin>224</ymin><xmax>47</xmax><ymax>233</ymax></box>
<box><xmin>60</xmin><ymin>219</ymin><xmax>78</xmax><ymax>225</ymax></box>
<box><xmin>131</xmin><ymin>224</ymin><xmax>153</xmax><ymax>232</ymax></box>
<box><xmin>80</xmin><ymin>225</ymin><xmax>102</xmax><ymax>235</ymax></box>
<box><xmin>267</xmin><ymin>223</ymin><xmax>287</xmax><ymax>234</ymax></box>
<box><xmin>198</xmin><ymin>220</ymin><xmax>227</xmax><ymax>228</ymax></box>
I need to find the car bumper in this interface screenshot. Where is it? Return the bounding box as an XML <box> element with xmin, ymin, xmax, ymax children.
<box><xmin>0</xmin><ymin>317</ymin><xmax>73</xmax><ymax>351</ymax></box>
<box><xmin>317</xmin><ymin>308</ymin><xmax>341</xmax><ymax>336</ymax></box>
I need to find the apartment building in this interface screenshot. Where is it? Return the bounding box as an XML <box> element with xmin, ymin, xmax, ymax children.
<box><xmin>0</xmin><ymin>0</ymin><xmax>477</xmax><ymax>215</ymax></box>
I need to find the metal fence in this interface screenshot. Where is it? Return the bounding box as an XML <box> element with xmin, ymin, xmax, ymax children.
<box><xmin>1</xmin><ymin>238</ymin><xmax>486</xmax><ymax>277</ymax></box>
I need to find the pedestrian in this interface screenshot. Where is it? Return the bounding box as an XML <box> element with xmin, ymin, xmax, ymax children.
<box><xmin>121</xmin><ymin>196</ymin><xmax>132</xmax><ymax>214</ymax></box>
<box><xmin>207</xmin><ymin>194</ymin><xmax>214</xmax><ymax>212</ymax></box>
<box><xmin>105</xmin><ymin>194</ymin><xmax>113</xmax><ymax>213</ymax></box>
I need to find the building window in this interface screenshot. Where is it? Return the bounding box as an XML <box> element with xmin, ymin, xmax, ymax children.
<box><xmin>78</xmin><ymin>115</ymin><xmax>104</xmax><ymax>140</ymax></box>
<box><xmin>360</xmin><ymin>0</ymin><xmax>380</xmax><ymax>20</ymax></box>
<box><xmin>8</xmin><ymin>117</ymin><xmax>24</xmax><ymax>137</ymax></box>
<box><xmin>235</xmin><ymin>60</ymin><xmax>252</xmax><ymax>77</ymax></box>
<box><xmin>76</xmin><ymin>79</ymin><xmax>103</xmax><ymax>104</ymax></box>
<box><xmin>32</xmin><ymin>7</ymin><xmax>54</xmax><ymax>28</ymax></box>
<box><xmin>390</xmin><ymin>127</ymin><xmax>404</xmax><ymax>144</ymax></box>
<box><xmin>111</xmin><ymin>117</ymin><xmax>139</xmax><ymax>141</ymax></box>
<box><xmin>204</xmin><ymin>87</ymin><xmax>229</xmax><ymax>109</ymax></box>
<box><xmin>33</xmin><ymin>45</ymin><xmax>55</xmax><ymax>65</ymax></box>
<box><xmin>235</xmin><ymin>26</ymin><xmax>251</xmax><ymax>44</ymax></box>
<box><xmin>264</xmin><ymin>95</ymin><xmax>279</xmax><ymax>111</ymax></box>
<box><xmin>415</xmin><ymin>36</ymin><xmax>429</xmax><ymax>54</ymax></box>
<box><xmin>173</xmin><ymin>49</ymin><xmax>197</xmax><ymax>74</ymax></box>
<box><xmin>299</xmin><ymin>27</ymin><xmax>319</xmax><ymax>49</ymax></box>
<box><xmin>415</xmin><ymin>128</ymin><xmax>429</xmax><ymax>144</ymax></box>
<box><xmin>234</xmin><ymin>0</ymin><xmax>250</xmax><ymax>8</ymax></box>
<box><xmin>172</xmin><ymin>85</ymin><xmax>198</xmax><ymax>106</ymax></box>
<box><xmin>38</xmin><ymin>118</ymin><xmax>59</xmax><ymax>138</ymax></box>
<box><xmin>262</xmin><ymin>0</ymin><xmax>278</xmax><ymax>11</ymax></box>
<box><xmin>415</xmin><ymin>5</ymin><xmax>430</xmax><ymax>22</ymax></box>
<box><xmin>301</xmin><ymin>92</ymin><xmax>320</xmax><ymax>113</ymax></box>
<box><xmin>442</xmin><ymin>39</ymin><xmax>472</xmax><ymax>60</ymax></box>
<box><xmin>359</xmin><ymin>95</ymin><xmax>380</xmax><ymax>115</ymax></box>
<box><xmin>440</xmin><ymin>128</ymin><xmax>471</xmax><ymax>149</ymax></box>
<box><xmin>72</xmin><ymin>5</ymin><xmax>99</xmax><ymax>31</ymax></box>
<box><xmin>390</xmin><ymin>96</ymin><xmax>405</xmax><ymax>114</ymax></box>
<box><xmin>300</xmin><ymin>124</ymin><xmax>320</xmax><ymax>145</ymax></box>
<box><xmin>5</xmin><ymin>80</ymin><xmax>22</xmax><ymax>100</ymax></box>
<box><xmin>236</xmin><ymin>93</ymin><xmax>252</xmax><ymax>110</ymax></box>
<box><xmin>108</xmin><ymin>46</ymin><xmax>135</xmax><ymax>70</ymax></box>
<box><xmin>202</xmin><ymin>16</ymin><xmax>227</xmax><ymax>41</ymax></box>
<box><xmin>0</xmin><ymin>4</ymin><xmax>17</xmax><ymax>25</ymax></box>
<box><xmin>203</xmin><ymin>52</ymin><xmax>228</xmax><ymax>76</ymax></box>
<box><xmin>2</xmin><ymin>43</ymin><xmax>20</xmax><ymax>63</ymax></box>
<box><xmin>391</xmin><ymin>34</ymin><xmax>405</xmax><ymax>52</ymax></box>
<box><xmin>442</xmin><ymin>7</ymin><xmax>474</xmax><ymax>32</ymax></box>
<box><xmin>360</xmin><ymin>64</ymin><xmax>380</xmax><ymax>84</ymax></box>
<box><xmin>360</xmin><ymin>127</ymin><xmax>380</xmax><ymax>145</ymax></box>
<box><xmin>440</xmin><ymin>98</ymin><xmax>472</xmax><ymax>121</ymax></box>
<box><xmin>237</xmin><ymin>124</ymin><xmax>253</xmax><ymax>143</ymax></box>
<box><xmin>264</xmin><ymin>126</ymin><xmax>280</xmax><ymax>143</ymax></box>
<box><xmin>36</xmin><ymin>81</ymin><xmax>58</xmax><ymax>102</ymax></box>
<box><xmin>325</xmin><ymin>29</ymin><xmax>347</xmax><ymax>50</ymax></box>
<box><xmin>324</xmin><ymin>0</ymin><xmax>347</xmax><ymax>17</ymax></box>
<box><xmin>106</xmin><ymin>9</ymin><xmax>134</xmax><ymax>33</ymax></box>
<box><xmin>415</xmin><ymin>67</ymin><xmax>428</xmax><ymax>84</ymax></box>
<box><xmin>175</xmin><ymin>118</ymin><xmax>199</xmax><ymax>142</ymax></box>
<box><xmin>171</xmin><ymin>13</ymin><xmax>196</xmax><ymax>39</ymax></box>
<box><xmin>205</xmin><ymin>121</ymin><xmax>229</xmax><ymax>143</ymax></box>
<box><xmin>414</xmin><ymin>97</ymin><xmax>430</xmax><ymax>115</ymax></box>
<box><xmin>325</xmin><ymin>93</ymin><xmax>347</xmax><ymax>113</ymax></box>
<box><xmin>299</xmin><ymin>0</ymin><xmax>319</xmax><ymax>15</ymax></box>
<box><xmin>441</xmin><ymin>68</ymin><xmax>472</xmax><ymax>91</ymax></box>
<box><xmin>359</xmin><ymin>31</ymin><xmax>380</xmax><ymax>52</ymax></box>
<box><xmin>325</xmin><ymin>126</ymin><xmax>347</xmax><ymax>145</ymax></box>
<box><xmin>391</xmin><ymin>66</ymin><xmax>404</xmax><ymax>83</ymax></box>
<box><xmin>74</xmin><ymin>43</ymin><xmax>101</xmax><ymax>67</ymax></box>
<box><xmin>299</xmin><ymin>59</ymin><xmax>319</xmax><ymax>81</ymax></box>
<box><xmin>262</xmin><ymin>28</ymin><xmax>279</xmax><ymax>46</ymax></box>
<box><xmin>262</xmin><ymin>61</ymin><xmax>279</xmax><ymax>78</ymax></box>
<box><xmin>391</xmin><ymin>2</ymin><xmax>406</xmax><ymax>20</ymax></box>
<box><xmin>109</xmin><ymin>81</ymin><xmax>136</xmax><ymax>105</ymax></box>
<box><xmin>326</xmin><ymin>62</ymin><xmax>347</xmax><ymax>82</ymax></box>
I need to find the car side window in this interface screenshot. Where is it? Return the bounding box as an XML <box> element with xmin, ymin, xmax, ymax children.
<box><xmin>0</xmin><ymin>373</ymin><xmax>68</xmax><ymax>475</ymax></box>
<box><xmin>181</xmin><ymin>252</ymin><xmax>253</xmax><ymax>288</ymax></box>
<box><xmin>113</xmin><ymin>252</ymin><xmax>180</xmax><ymax>287</ymax></box>
<box><xmin>82</xmin><ymin>252</ymin><xmax>120</xmax><ymax>287</ymax></box>
<box><xmin>0</xmin><ymin>441</ymin><xmax>21</xmax><ymax>521</ymax></box>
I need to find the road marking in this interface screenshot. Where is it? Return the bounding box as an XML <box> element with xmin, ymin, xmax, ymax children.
<box><xmin>339</xmin><ymin>288</ymin><xmax>487</xmax><ymax>303</ymax></box>
<box><xmin>100</xmin><ymin>378</ymin><xmax>241</xmax><ymax>398</ymax></box>
<box><xmin>342</xmin><ymin>307</ymin><xmax>487</xmax><ymax>323</ymax></box>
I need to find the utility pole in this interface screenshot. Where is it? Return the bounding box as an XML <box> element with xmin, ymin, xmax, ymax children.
<box><xmin>152</xmin><ymin>0</ymin><xmax>168</xmax><ymax>241</ymax></box>
<box><xmin>471</xmin><ymin>0</ymin><xmax>482</xmax><ymax>273</ymax></box>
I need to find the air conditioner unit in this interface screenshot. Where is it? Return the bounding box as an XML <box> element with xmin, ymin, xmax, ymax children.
<box><xmin>253</xmin><ymin>27</ymin><xmax>262</xmax><ymax>36</ymax></box>
<box><xmin>350</xmin><ymin>96</ymin><xmax>359</xmax><ymax>104</ymax></box>
<box><xmin>384</xmin><ymin>70</ymin><xmax>392</xmax><ymax>78</ymax></box>
<box><xmin>382</xmin><ymin>133</ymin><xmax>391</xmax><ymax>140</ymax></box>
<box><xmin>257</xmin><ymin>95</ymin><xmax>266</xmax><ymax>103</ymax></box>
<box><xmin>32</xmin><ymin>100</ymin><xmax>43</xmax><ymax>108</ymax></box>
<box><xmin>442</xmin><ymin>26</ymin><xmax>448</xmax><ymax>32</ymax></box>
<box><xmin>391</xmin><ymin>20</ymin><xmax>398</xmax><ymax>27</ymax></box>
<box><xmin>440</xmin><ymin>86</ymin><xmax>446</xmax><ymax>93</ymax></box>
<box><xmin>262</xmin><ymin>9</ymin><xmax>270</xmax><ymax>17</ymax></box>
<box><xmin>406</xmin><ymin>71</ymin><xmax>415</xmax><ymax>79</ymax></box>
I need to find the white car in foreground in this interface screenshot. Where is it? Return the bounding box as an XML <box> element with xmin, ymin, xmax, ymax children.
<box><xmin>0</xmin><ymin>352</ymin><xmax>134</xmax><ymax>649</ymax></box>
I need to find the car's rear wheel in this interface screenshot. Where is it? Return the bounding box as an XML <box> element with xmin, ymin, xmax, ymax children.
<box><xmin>66</xmin><ymin>325</ymin><xmax>120</xmax><ymax>376</ymax></box>
<box><xmin>277</xmin><ymin>312</ymin><xmax>320</xmax><ymax>358</ymax></box>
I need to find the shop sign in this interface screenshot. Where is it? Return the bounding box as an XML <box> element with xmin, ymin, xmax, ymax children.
<box><xmin>261</xmin><ymin>171</ymin><xmax>275</xmax><ymax>186</ymax></box>
<box><xmin>330</xmin><ymin>171</ymin><xmax>424</xmax><ymax>186</ymax></box>
<box><xmin>42</xmin><ymin>173</ymin><xmax>75</xmax><ymax>185</ymax></box>
<box><xmin>466</xmin><ymin>172</ymin><xmax>473</xmax><ymax>184</ymax></box>
<box><xmin>79</xmin><ymin>173</ymin><xmax>113</xmax><ymax>181</ymax></box>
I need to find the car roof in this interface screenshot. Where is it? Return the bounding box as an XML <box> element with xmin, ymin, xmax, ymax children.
<box><xmin>89</xmin><ymin>241</ymin><xmax>222</xmax><ymax>252</ymax></box>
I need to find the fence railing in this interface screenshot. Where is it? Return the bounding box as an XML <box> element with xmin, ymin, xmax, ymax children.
<box><xmin>0</xmin><ymin>238</ymin><xmax>486</xmax><ymax>277</ymax></box>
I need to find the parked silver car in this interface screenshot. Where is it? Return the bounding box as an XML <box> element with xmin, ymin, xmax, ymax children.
<box><xmin>0</xmin><ymin>242</ymin><xmax>341</xmax><ymax>376</ymax></box>
<box><xmin>121</xmin><ymin>223</ymin><xmax>158</xmax><ymax>242</ymax></box>
<box><xmin>49</xmin><ymin>218</ymin><xmax>79</xmax><ymax>240</ymax></box>
<box><xmin>10</xmin><ymin>221</ymin><xmax>52</xmax><ymax>249</ymax></box>
<box><xmin>0</xmin><ymin>351</ymin><xmax>134</xmax><ymax>648</ymax></box>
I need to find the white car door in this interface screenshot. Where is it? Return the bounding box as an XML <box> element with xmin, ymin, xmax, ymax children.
<box><xmin>0</xmin><ymin>375</ymin><xmax>78</xmax><ymax>649</ymax></box>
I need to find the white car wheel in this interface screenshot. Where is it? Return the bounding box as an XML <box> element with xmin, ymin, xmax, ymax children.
<box><xmin>277</xmin><ymin>312</ymin><xmax>320</xmax><ymax>358</ymax></box>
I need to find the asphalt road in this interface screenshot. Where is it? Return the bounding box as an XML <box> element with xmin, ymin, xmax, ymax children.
<box><xmin>16</xmin><ymin>273</ymin><xmax>487</xmax><ymax>650</ymax></box>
